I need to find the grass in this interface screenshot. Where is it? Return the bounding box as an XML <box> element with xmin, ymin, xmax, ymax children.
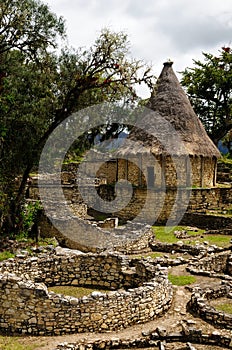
<box><xmin>152</xmin><ymin>226</ymin><xmax>205</xmax><ymax>244</ymax></box>
<box><xmin>168</xmin><ymin>273</ymin><xmax>196</xmax><ymax>286</ymax></box>
<box><xmin>37</xmin><ymin>237</ymin><xmax>58</xmax><ymax>247</ymax></box>
<box><xmin>152</xmin><ymin>226</ymin><xmax>231</xmax><ymax>248</ymax></box>
<box><xmin>132</xmin><ymin>252</ymin><xmax>186</xmax><ymax>260</ymax></box>
<box><xmin>49</xmin><ymin>285</ymin><xmax>110</xmax><ymax>298</ymax></box>
<box><xmin>0</xmin><ymin>336</ymin><xmax>41</xmax><ymax>350</ymax></box>
<box><xmin>0</xmin><ymin>251</ymin><xmax>15</xmax><ymax>261</ymax></box>
<box><xmin>214</xmin><ymin>303</ymin><xmax>232</xmax><ymax>314</ymax></box>
<box><xmin>199</xmin><ymin>234</ymin><xmax>231</xmax><ymax>247</ymax></box>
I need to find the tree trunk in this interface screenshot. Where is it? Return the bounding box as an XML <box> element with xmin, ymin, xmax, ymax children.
<box><xmin>1</xmin><ymin>164</ymin><xmax>32</xmax><ymax>236</ymax></box>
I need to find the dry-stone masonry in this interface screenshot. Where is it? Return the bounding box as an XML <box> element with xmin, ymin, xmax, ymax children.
<box><xmin>187</xmin><ymin>251</ymin><xmax>232</xmax><ymax>279</ymax></box>
<box><xmin>54</xmin><ymin>326</ymin><xmax>232</xmax><ymax>349</ymax></box>
<box><xmin>39</xmin><ymin>213</ymin><xmax>154</xmax><ymax>253</ymax></box>
<box><xmin>0</xmin><ymin>249</ymin><xmax>173</xmax><ymax>335</ymax></box>
<box><xmin>30</xmin><ymin>172</ymin><xmax>232</xmax><ymax>229</ymax></box>
<box><xmin>188</xmin><ymin>281</ymin><xmax>232</xmax><ymax>330</ymax></box>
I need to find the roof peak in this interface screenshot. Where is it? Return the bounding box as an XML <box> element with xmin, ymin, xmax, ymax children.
<box><xmin>163</xmin><ymin>61</ymin><xmax>173</xmax><ymax>67</ymax></box>
<box><xmin>146</xmin><ymin>60</ymin><xmax>221</xmax><ymax>158</ymax></box>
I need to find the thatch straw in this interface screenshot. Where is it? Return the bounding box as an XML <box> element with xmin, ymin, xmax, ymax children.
<box><xmin>119</xmin><ymin>62</ymin><xmax>221</xmax><ymax>158</ymax></box>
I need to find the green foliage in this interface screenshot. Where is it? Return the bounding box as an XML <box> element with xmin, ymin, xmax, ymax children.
<box><xmin>0</xmin><ymin>0</ymin><xmax>65</xmax><ymax>58</ymax></box>
<box><xmin>219</xmin><ymin>154</ymin><xmax>232</xmax><ymax>166</ymax></box>
<box><xmin>168</xmin><ymin>273</ymin><xmax>196</xmax><ymax>286</ymax></box>
<box><xmin>0</xmin><ymin>0</ymin><xmax>154</xmax><ymax>236</ymax></box>
<box><xmin>0</xmin><ymin>251</ymin><xmax>15</xmax><ymax>261</ymax></box>
<box><xmin>181</xmin><ymin>47</ymin><xmax>232</xmax><ymax>144</ymax></box>
<box><xmin>21</xmin><ymin>200</ymin><xmax>42</xmax><ymax>233</ymax></box>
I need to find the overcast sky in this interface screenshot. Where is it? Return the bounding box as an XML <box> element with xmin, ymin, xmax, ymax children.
<box><xmin>45</xmin><ymin>0</ymin><xmax>232</xmax><ymax>97</ymax></box>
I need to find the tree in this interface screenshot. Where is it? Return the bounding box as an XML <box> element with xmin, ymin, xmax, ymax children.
<box><xmin>0</xmin><ymin>0</ymin><xmax>154</xmax><ymax>235</ymax></box>
<box><xmin>0</xmin><ymin>0</ymin><xmax>65</xmax><ymax>57</ymax></box>
<box><xmin>0</xmin><ymin>0</ymin><xmax>65</xmax><ymax>234</ymax></box>
<box><xmin>181</xmin><ymin>47</ymin><xmax>232</xmax><ymax>145</ymax></box>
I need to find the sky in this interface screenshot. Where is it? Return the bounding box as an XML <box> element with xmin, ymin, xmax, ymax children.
<box><xmin>45</xmin><ymin>0</ymin><xmax>232</xmax><ymax>98</ymax></box>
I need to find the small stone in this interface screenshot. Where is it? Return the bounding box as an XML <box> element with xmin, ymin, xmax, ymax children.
<box><xmin>90</xmin><ymin>313</ymin><xmax>102</xmax><ymax>321</ymax></box>
<box><xmin>174</xmin><ymin>308</ymin><xmax>181</xmax><ymax>312</ymax></box>
<box><xmin>186</xmin><ymin>342</ymin><xmax>197</xmax><ymax>350</ymax></box>
<box><xmin>156</xmin><ymin>326</ymin><xmax>167</xmax><ymax>337</ymax></box>
<box><xmin>186</xmin><ymin>319</ymin><xmax>197</xmax><ymax>325</ymax></box>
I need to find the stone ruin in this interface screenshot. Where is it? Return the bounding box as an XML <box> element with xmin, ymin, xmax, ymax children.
<box><xmin>0</xmin><ymin>249</ymin><xmax>172</xmax><ymax>335</ymax></box>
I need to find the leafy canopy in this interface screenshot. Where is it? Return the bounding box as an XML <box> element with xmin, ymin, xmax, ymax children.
<box><xmin>181</xmin><ymin>47</ymin><xmax>232</xmax><ymax>145</ymax></box>
<box><xmin>0</xmin><ymin>0</ymin><xmax>155</xmax><ymax>235</ymax></box>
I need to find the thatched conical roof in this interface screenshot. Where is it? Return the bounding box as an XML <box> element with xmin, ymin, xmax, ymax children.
<box><xmin>119</xmin><ymin>62</ymin><xmax>221</xmax><ymax>158</ymax></box>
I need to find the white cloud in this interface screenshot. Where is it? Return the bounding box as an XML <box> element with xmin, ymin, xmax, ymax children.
<box><xmin>45</xmin><ymin>0</ymin><xmax>232</xmax><ymax>97</ymax></box>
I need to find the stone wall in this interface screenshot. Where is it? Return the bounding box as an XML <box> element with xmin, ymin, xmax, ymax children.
<box><xmin>97</xmin><ymin>155</ymin><xmax>217</xmax><ymax>188</ymax></box>
<box><xmin>190</xmin><ymin>156</ymin><xmax>217</xmax><ymax>188</ymax></box>
<box><xmin>55</xmin><ymin>327</ymin><xmax>232</xmax><ymax>349</ymax></box>
<box><xmin>94</xmin><ymin>186</ymin><xmax>232</xmax><ymax>225</ymax></box>
<box><xmin>228</xmin><ymin>254</ymin><xmax>232</xmax><ymax>275</ymax></box>
<box><xmin>0</xmin><ymin>252</ymin><xmax>173</xmax><ymax>335</ymax></box>
<box><xmin>187</xmin><ymin>251</ymin><xmax>232</xmax><ymax>278</ymax></box>
<box><xmin>38</xmin><ymin>214</ymin><xmax>154</xmax><ymax>254</ymax></box>
<box><xmin>188</xmin><ymin>282</ymin><xmax>232</xmax><ymax>329</ymax></box>
<box><xmin>150</xmin><ymin>241</ymin><xmax>226</xmax><ymax>257</ymax></box>
<box><xmin>181</xmin><ymin>213</ymin><xmax>232</xmax><ymax>230</ymax></box>
<box><xmin>188</xmin><ymin>187</ymin><xmax>232</xmax><ymax>211</ymax></box>
<box><xmin>30</xmin><ymin>171</ymin><xmax>231</xmax><ymax>230</ymax></box>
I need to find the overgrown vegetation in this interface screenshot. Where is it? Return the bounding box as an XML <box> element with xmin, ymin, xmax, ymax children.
<box><xmin>0</xmin><ymin>251</ymin><xmax>15</xmax><ymax>261</ymax></box>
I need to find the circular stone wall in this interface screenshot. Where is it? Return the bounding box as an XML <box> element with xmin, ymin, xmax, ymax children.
<box><xmin>0</xmin><ymin>250</ymin><xmax>172</xmax><ymax>335</ymax></box>
<box><xmin>188</xmin><ymin>282</ymin><xmax>232</xmax><ymax>329</ymax></box>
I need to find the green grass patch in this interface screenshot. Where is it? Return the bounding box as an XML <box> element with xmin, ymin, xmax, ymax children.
<box><xmin>0</xmin><ymin>336</ymin><xmax>41</xmax><ymax>350</ymax></box>
<box><xmin>132</xmin><ymin>252</ymin><xmax>185</xmax><ymax>260</ymax></box>
<box><xmin>214</xmin><ymin>303</ymin><xmax>232</xmax><ymax>314</ymax></box>
<box><xmin>37</xmin><ymin>237</ymin><xmax>58</xmax><ymax>247</ymax></box>
<box><xmin>152</xmin><ymin>226</ymin><xmax>231</xmax><ymax>248</ymax></box>
<box><xmin>49</xmin><ymin>285</ymin><xmax>110</xmax><ymax>298</ymax></box>
<box><xmin>199</xmin><ymin>235</ymin><xmax>231</xmax><ymax>247</ymax></box>
<box><xmin>183</xmin><ymin>235</ymin><xmax>231</xmax><ymax>248</ymax></box>
<box><xmin>168</xmin><ymin>273</ymin><xmax>196</xmax><ymax>286</ymax></box>
<box><xmin>0</xmin><ymin>251</ymin><xmax>15</xmax><ymax>261</ymax></box>
<box><xmin>152</xmin><ymin>226</ymin><xmax>205</xmax><ymax>243</ymax></box>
